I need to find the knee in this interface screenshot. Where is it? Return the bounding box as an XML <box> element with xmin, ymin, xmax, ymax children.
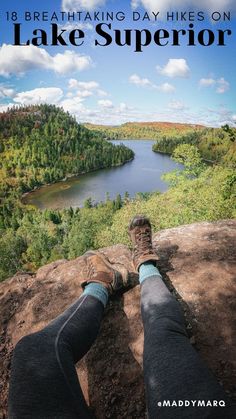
<box><xmin>10</xmin><ymin>334</ymin><xmax>39</xmax><ymax>382</ymax></box>
<box><xmin>11</xmin><ymin>332</ymin><xmax>54</xmax><ymax>382</ymax></box>
<box><xmin>13</xmin><ymin>331</ymin><xmax>47</xmax><ymax>360</ymax></box>
<box><xmin>13</xmin><ymin>334</ymin><xmax>35</xmax><ymax>360</ymax></box>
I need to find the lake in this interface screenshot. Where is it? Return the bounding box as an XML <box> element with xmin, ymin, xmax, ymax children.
<box><xmin>22</xmin><ymin>140</ymin><xmax>182</xmax><ymax>210</ymax></box>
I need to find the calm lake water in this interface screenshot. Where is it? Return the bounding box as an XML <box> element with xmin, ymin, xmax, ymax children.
<box><xmin>23</xmin><ymin>140</ymin><xmax>182</xmax><ymax>210</ymax></box>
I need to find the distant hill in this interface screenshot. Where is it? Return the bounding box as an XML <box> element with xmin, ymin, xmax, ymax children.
<box><xmin>84</xmin><ymin>121</ymin><xmax>205</xmax><ymax>140</ymax></box>
<box><xmin>0</xmin><ymin>105</ymin><xmax>134</xmax><ymax>196</ymax></box>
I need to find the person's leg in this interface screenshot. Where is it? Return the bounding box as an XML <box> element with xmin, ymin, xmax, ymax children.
<box><xmin>8</xmin><ymin>289</ymin><xmax>106</xmax><ymax>419</ymax></box>
<box><xmin>8</xmin><ymin>251</ymin><xmax>129</xmax><ymax>419</ymax></box>
<box><xmin>128</xmin><ymin>215</ymin><xmax>235</xmax><ymax>419</ymax></box>
<box><xmin>140</xmin><ymin>263</ymin><xmax>233</xmax><ymax>419</ymax></box>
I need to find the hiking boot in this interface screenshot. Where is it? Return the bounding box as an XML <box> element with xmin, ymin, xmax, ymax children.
<box><xmin>129</xmin><ymin>215</ymin><xmax>159</xmax><ymax>272</ymax></box>
<box><xmin>81</xmin><ymin>250</ymin><xmax>129</xmax><ymax>295</ymax></box>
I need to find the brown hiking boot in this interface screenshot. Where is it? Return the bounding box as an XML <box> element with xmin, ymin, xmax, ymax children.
<box><xmin>81</xmin><ymin>250</ymin><xmax>129</xmax><ymax>295</ymax></box>
<box><xmin>129</xmin><ymin>215</ymin><xmax>159</xmax><ymax>272</ymax></box>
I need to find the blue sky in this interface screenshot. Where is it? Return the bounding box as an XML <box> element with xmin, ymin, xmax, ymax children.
<box><xmin>0</xmin><ymin>0</ymin><xmax>235</xmax><ymax>126</ymax></box>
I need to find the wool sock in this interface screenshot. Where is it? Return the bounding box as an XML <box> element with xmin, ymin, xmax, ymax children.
<box><xmin>83</xmin><ymin>282</ymin><xmax>109</xmax><ymax>307</ymax></box>
<box><xmin>139</xmin><ymin>262</ymin><xmax>162</xmax><ymax>284</ymax></box>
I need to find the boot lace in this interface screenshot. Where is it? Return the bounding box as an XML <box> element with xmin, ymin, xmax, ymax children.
<box><xmin>134</xmin><ymin>228</ymin><xmax>153</xmax><ymax>257</ymax></box>
<box><xmin>87</xmin><ymin>258</ymin><xmax>96</xmax><ymax>279</ymax></box>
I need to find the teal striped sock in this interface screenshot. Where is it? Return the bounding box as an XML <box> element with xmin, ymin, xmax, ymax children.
<box><xmin>139</xmin><ymin>262</ymin><xmax>162</xmax><ymax>284</ymax></box>
<box><xmin>83</xmin><ymin>283</ymin><xmax>109</xmax><ymax>307</ymax></box>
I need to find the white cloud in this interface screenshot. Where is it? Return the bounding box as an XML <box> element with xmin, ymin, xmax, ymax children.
<box><xmin>129</xmin><ymin>74</ymin><xmax>175</xmax><ymax>93</ymax></box>
<box><xmin>50</xmin><ymin>51</ymin><xmax>92</xmax><ymax>75</ymax></box>
<box><xmin>129</xmin><ymin>74</ymin><xmax>152</xmax><ymax>87</ymax></box>
<box><xmin>216</xmin><ymin>77</ymin><xmax>230</xmax><ymax>94</ymax></box>
<box><xmin>68</xmin><ymin>79</ymin><xmax>99</xmax><ymax>90</ymax></box>
<box><xmin>76</xmin><ymin>90</ymin><xmax>94</xmax><ymax>98</ymax></box>
<box><xmin>157</xmin><ymin>83</ymin><xmax>175</xmax><ymax>93</ymax></box>
<box><xmin>199</xmin><ymin>77</ymin><xmax>230</xmax><ymax>94</ymax></box>
<box><xmin>0</xmin><ymin>44</ymin><xmax>92</xmax><ymax>77</ymax></box>
<box><xmin>131</xmin><ymin>0</ymin><xmax>235</xmax><ymax>13</ymax></box>
<box><xmin>66</xmin><ymin>89</ymin><xmax>93</xmax><ymax>99</ymax></box>
<box><xmin>199</xmin><ymin>78</ymin><xmax>216</xmax><ymax>87</ymax></box>
<box><xmin>157</xmin><ymin>59</ymin><xmax>190</xmax><ymax>78</ymax></box>
<box><xmin>57</xmin><ymin>100</ymin><xmax>137</xmax><ymax>125</ymax></box>
<box><xmin>60</xmin><ymin>97</ymin><xmax>86</xmax><ymax>114</ymax></box>
<box><xmin>68</xmin><ymin>79</ymin><xmax>80</xmax><ymax>89</ymax></box>
<box><xmin>98</xmin><ymin>99</ymin><xmax>113</xmax><ymax>108</ymax></box>
<box><xmin>97</xmin><ymin>89</ymin><xmax>108</xmax><ymax>97</ymax></box>
<box><xmin>68</xmin><ymin>79</ymin><xmax>108</xmax><ymax>100</ymax></box>
<box><xmin>0</xmin><ymin>85</ymin><xmax>15</xmax><ymax>98</ymax></box>
<box><xmin>168</xmin><ymin>100</ymin><xmax>188</xmax><ymax>111</ymax></box>
<box><xmin>13</xmin><ymin>87</ymin><xmax>63</xmax><ymax>105</ymax></box>
<box><xmin>62</xmin><ymin>0</ymin><xmax>106</xmax><ymax>11</ymax></box>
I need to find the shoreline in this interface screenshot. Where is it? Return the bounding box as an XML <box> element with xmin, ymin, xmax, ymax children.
<box><xmin>21</xmin><ymin>156</ymin><xmax>134</xmax><ymax>200</ymax></box>
<box><xmin>21</xmin><ymin>140</ymin><xmax>189</xmax><ymax>210</ymax></box>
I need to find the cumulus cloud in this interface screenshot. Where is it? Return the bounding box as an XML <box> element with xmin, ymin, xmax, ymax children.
<box><xmin>129</xmin><ymin>74</ymin><xmax>175</xmax><ymax>93</ymax></box>
<box><xmin>98</xmin><ymin>99</ymin><xmax>113</xmax><ymax>108</ymax></box>
<box><xmin>13</xmin><ymin>87</ymin><xmax>63</xmax><ymax>105</ymax></box>
<box><xmin>0</xmin><ymin>44</ymin><xmax>92</xmax><ymax>77</ymax></box>
<box><xmin>131</xmin><ymin>0</ymin><xmax>235</xmax><ymax>13</ymax></box>
<box><xmin>68</xmin><ymin>79</ymin><xmax>99</xmax><ymax>90</ymax></box>
<box><xmin>157</xmin><ymin>59</ymin><xmax>190</xmax><ymax>78</ymax></box>
<box><xmin>68</xmin><ymin>79</ymin><xmax>108</xmax><ymax>100</ymax></box>
<box><xmin>60</xmin><ymin>97</ymin><xmax>86</xmax><ymax>114</ymax></box>
<box><xmin>75</xmin><ymin>90</ymin><xmax>94</xmax><ymax>98</ymax></box>
<box><xmin>0</xmin><ymin>85</ymin><xmax>15</xmax><ymax>98</ymax></box>
<box><xmin>129</xmin><ymin>74</ymin><xmax>152</xmax><ymax>87</ymax></box>
<box><xmin>157</xmin><ymin>83</ymin><xmax>175</xmax><ymax>93</ymax></box>
<box><xmin>199</xmin><ymin>77</ymin><xmax>230</xmax><ymax>93</ymax></box>
<box><xmin>62</xmin><ymin>0</ymin><xmax>106</xmax><ymax>11</ymax></box>
<box><xmin>49</xmin><ymin>51</ymin><xmax>92</xmax><ymax>75</ymax></box>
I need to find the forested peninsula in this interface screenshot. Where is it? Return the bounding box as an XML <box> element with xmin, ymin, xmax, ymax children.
<box><xmin>0</xmin><ymin>106</ymin><xmax>235</xmax><ymax>282</ymax></box>
<box><xmin>0</xmin><ymin>104</ymin><xmax>134</xmax><ymax>196</ymax></box>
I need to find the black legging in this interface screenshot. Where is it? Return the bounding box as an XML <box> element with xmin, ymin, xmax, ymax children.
<box><xmin>8</xmin><ymin>276</ymin><xmax>235</xmax><ymax>418</ymax></box>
